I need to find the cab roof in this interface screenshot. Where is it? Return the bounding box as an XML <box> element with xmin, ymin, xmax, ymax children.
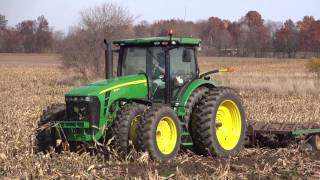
<box><xmin>113</xmin><ymin>37</ymin><xmax>201</xmax><ymax>46</ymax></box>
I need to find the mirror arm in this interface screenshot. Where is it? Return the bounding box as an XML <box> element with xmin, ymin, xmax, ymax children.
<box><xmin>199</xmin><ymin>69</ymin><xmax>219</xmax><ymax>78</ymax></box>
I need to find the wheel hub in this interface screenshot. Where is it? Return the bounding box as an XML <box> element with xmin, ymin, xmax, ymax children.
<box><xmin>314</xmin><ymin>134</ymin><xmax>320</xmax><ymax>150</ymax></box>
<box><xmin>156</xmin><ymin>117</ymin><xmax>177</xmax><ymax>155</ymax></box>
<box><xmin>215</xmin><ymin>100</ymin><xmax>242</xmax><ymax>150</ymax></box>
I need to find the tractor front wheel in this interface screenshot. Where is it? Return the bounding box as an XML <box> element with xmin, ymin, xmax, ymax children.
<box><xmin>112</xmin><ymin>104</ymin><xmax>146</xmax><ymax>156</ymax></box>
<box><xmin>33</xmin><ymin>104</ymin><xmax>66</xmax><ymax>153</ymax></box>
<box><xmin>138</xmin><ymin>105</ymin><xmax>181</xmax><ymax>161</ymax></box>
<box><xmin>193</xmin><ymin>87</ymin><xmax>246</xmax><ymax>157</ymax></box>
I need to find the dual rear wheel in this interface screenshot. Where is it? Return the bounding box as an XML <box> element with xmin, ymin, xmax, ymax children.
<box><xmin>113</xmin><ymin>87</ymin><xmax>246</xmax><ymax>160</ymax></box>
<box><xmin>192</xmin><ymin>88</ymin><xmax>246</xmax><ymax>156</ymax></box>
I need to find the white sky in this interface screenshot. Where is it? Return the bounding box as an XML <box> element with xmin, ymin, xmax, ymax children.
<box><xmin>1</xmin><ymin>0</ymin><xmax>320</xmax><ymax>33</ymax></box>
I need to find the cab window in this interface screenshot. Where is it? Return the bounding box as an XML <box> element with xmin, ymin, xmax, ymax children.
<box><xmin>169</xmin><ymin>47</ymin><xmax>197</xmax><ymax>99</ymax></box>
<box><xmin>121</xmin><ymin>47</ymin><xmax>146</xmax><ymax>75</ymax></box>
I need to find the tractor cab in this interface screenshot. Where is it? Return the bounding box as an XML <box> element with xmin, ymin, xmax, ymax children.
<box><xmin>112</xmin><ymin>36</ymin><xmax>201</xmax><ymax>104</ymax></box>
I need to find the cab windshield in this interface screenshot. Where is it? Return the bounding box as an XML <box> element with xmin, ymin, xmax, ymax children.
<box><xmin>121</xmin><ymin>46</ymin><xmax>165</xmax><ymax>77</ymax></box>
<box><xmin>120</xmin><ymin>45</ymin><xmax>197</xmax><ymax>101</ymax></box>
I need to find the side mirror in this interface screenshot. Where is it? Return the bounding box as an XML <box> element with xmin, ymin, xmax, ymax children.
<box><xmin>182</xmin><ymin>49</ymin><xmax>192</xmax><ymax>62</ymax></box>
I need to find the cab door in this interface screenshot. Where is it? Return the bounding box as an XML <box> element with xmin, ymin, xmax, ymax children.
<box><xmin>168</xmin><ymin>47</ymin><xmax>198</xmax><ymax>102</ymax></box>
<box><xmin>146</xmin><ymin>46</ymin><xmax>166</xmax><ymax>102</ymax></box>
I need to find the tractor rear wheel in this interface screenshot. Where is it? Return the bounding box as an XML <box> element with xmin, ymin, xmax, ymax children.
<box><xmin>185</xmin><ymin>87</ymin><xmax>208</xmax><ymax>129</ymax></box>
<box><xmin>185</xmin><ymin>87</ymin><xmax>209</xmax><ymax>153</ymax></box>
<box><xmin>193</xmin><ymin>87</ymin><xmax>246</xmax><ymax>157</ymax></box>
<box><xmin>137</xmin><ymin>105</ymin><xmax>181</xmax><ymax>161</ymax></box>
<box><xmin>112</xmin><ymin>104</ymin><xmax>146</xmax><ymax>156</ymax></box>
<box><xmin>33</xmin><ymin>104</ymin><xmax>66</xmax><ymax>153</ymax></box>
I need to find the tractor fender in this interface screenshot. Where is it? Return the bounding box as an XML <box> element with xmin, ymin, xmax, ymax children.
<box><xmin>177</xmin><ymin>79</ymin><xmax>216</xmax><ymax>107</ymax></box>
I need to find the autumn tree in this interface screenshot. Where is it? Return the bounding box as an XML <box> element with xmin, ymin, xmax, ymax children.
<box><xmin>274</xmin><ymin>19</ymin><xmax>300</xmax><ymax>58</ymax></box>
<box><xmin>16</xmin><ymin>20</ymin><xmax>37</xmax><ymax>52</ymax></box>
<box><xmin>176</xmin><ymin>20</ymin><xmax>197</xmax><ymax>37</ymax></box>
<box><xmin>201</xmin><ymin>17</ymin><xmax>224</xmax><ymax>48</ymax></box>
<box><xmin>2</xmin><ymin>28</ymin><xmax>24</xmax><ymax>52</ymax></box>
<box><xmin>241</xmin><ymin>11</ymin><xmax>271</xmax><ymax>57</ymax></box>
<box><xmin>298</xmin><ymin>16</ymin><xmax>315</xmax><ymax>56</ymax></box>
<box><xmin>134</xmin><ymin>21</ymin><xmax>151</xmax><ymax>37</ymax></box>
<box><xmin>35</xmin><ymin>15</ymin><xmax>52</xmax><ymax>52</ymax></box>
<box><xmin>12</xmin><ymin>15</ymin><xmax>53</xmax><ymax>53</ymax></box>
<box><xmin>148</xmin><ymin>19</ymin><xmax>197</xmax><ymax>37</ymax></box>
<box><xmin>227</xmin><ymin>22</ymin><xmax>241</xmax><ymax>54</ymax></box>
<box><xmin>62</xmin><ymin>2</ymin><xmax>134</xmax><ymax>79</ymax></box>
<box><xmin>51</xmin><ymin>30</ymin><xmax>65</xmax><ymax>53</ymax></box>
<box><xmin>0</xmin><ymin>14</ymin><xmax>23</xmax><ymax>53</ymax></box>
<box><xmin>0</xmin><ymin>14</ymin><xmax>8</xmax><ymax>52</ymax></box>
<box><xmin>309</xmin><ymin>20</ymin><xmax>320</xmax><ymax>57</ymax></box>
<box><xmin>201</xmin><ymin>17</ymin><xmax>232</xmax><ymax>55</ymax></box>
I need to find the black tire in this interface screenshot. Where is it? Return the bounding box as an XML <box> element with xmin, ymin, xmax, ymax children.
<box><xmin>185</xmin><ymin>87</ymin><xmax>209</xmax><ymax>129</ymax></box>
<box><xmin>184</xmin><ymin>87</ymin><xmax>209</xmax><ymax>153</ymax></box>
<box><xmin>33</xmin><ymin>104</ymin><xmax>66</xmax><ymax>153</ymax></box>
<box><xmin>193</xmin><ymin>87</ymin><xmax>246</xmax><ymax>157</ymax></box>
<box><xmin>137</xmin><ymin>105</ymin><xmax>181</xmax><ymax>161</ymax></box>
<box><xmin>112</xmin><ymin>104</ymin><xmax>146</xmax><ymax>156</ymax></box>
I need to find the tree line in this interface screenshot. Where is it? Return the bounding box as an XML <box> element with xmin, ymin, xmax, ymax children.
<box><xmin>0</xmin><ymin>4</ymin><xmax>320</xmax><ymax>59</ymax></box>
<box><xmin>133</xmin><ymin>12</ymin><xmax>320</xmax><ymax>58</ymax></box>
<box><xmin>0</xmin><ymin>14</ymin><xmax>64</xmax><ymax>53</ymax></box>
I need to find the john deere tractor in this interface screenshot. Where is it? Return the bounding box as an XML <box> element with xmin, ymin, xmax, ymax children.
<box><xmin>33</xmin><ymin>33</ymin><xmax>246</xmax><ymax>161</ymax></box>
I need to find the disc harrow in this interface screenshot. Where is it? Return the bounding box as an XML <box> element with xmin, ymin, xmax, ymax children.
<box><xmin>246</xmin><ymin>120</ymin><xmax>320</xmax><ymax>151</ymax></box>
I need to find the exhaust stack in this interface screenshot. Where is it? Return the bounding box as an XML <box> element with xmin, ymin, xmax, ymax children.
<box><xmin>104</xmin><ymin>39</ymin><xmax>113</xmax><ymax>79</ymax></box>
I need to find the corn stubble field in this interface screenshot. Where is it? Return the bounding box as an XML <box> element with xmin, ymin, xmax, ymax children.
<box><xmin>0</xmin><ymin>53</ymin><xmax>319</xmax><ymax>179</ymax></box>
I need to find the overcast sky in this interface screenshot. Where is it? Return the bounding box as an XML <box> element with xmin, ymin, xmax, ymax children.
<box><xmin>1</xmin><ymin>0</ymin><xmax>320</xmax><ymax>33</ymax></box>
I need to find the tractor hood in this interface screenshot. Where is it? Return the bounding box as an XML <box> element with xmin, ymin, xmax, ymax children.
<box><xmin>65</xmin><ymin>74</ymin><xmax>147</xmax><ymax>97</ymax></box>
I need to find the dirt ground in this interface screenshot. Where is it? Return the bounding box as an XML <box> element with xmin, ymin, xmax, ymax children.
<box><xmin>0</xmin><ymin>53</ymin><xmax>319</xmax><ymax>179</ymax></box>
<box><xmin>0</xmin><ymin>53</ymin><xmax>62</xmax><ymax>65</ymax></box>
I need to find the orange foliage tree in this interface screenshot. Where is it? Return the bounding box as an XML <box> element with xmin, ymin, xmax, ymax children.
<box><xmin>242</xmin><ymin>11</ymin><xmax>271</xmax><ymax>57</ymax></box>
<box><xmin>274</xmin><ymin>19</ymin><xmax>300</xmax><ymax>58</ymax></box>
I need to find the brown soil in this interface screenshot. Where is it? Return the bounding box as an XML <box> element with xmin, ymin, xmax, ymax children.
<box><xmin>0</xmin><ymin>53</ymin><xmax>61</xmax><ymax>65</ymax></box>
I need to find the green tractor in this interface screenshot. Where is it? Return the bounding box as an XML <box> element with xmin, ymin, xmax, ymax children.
<box><xmin>33</xmin><ymin>33</ymin><xmax>246</xmax><ymax>161</ymax></box>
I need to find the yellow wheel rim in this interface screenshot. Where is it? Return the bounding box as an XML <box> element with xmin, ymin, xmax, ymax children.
<box><xmin>215</xmin><ymin>100</ymin><xmax>242</xmax><ymax>150</ymax></box>
<box><xmin>313</xmin><ymin>134</ymin><xmax>320</xmax><ymax>150</ymax></box>
<box><xmin>129</xmin><ymin>115</ymin><xmax>141</xmax><ymax>147</ymax></box>
<box><xmin>156</xmin><ymin>116</ymin><xmax>177</xmax><ymax>155</ymax></box>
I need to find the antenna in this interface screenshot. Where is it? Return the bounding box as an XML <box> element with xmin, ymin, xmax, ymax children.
<box><xmin>184</xmin><ymin>6</ymin><xmax>187</xmax><ymax>21</ymax></box>
<box><xmin>183</xmin><ymin>6</ymin><xmax>192</xmax><ymax>37</ymax></box>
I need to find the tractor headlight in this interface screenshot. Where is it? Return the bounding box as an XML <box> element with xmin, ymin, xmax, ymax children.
<box><xmin>65</xmin><ymin>96</ymin><xmax>94</xmax><ymax>102</ymax></box>
<box><xmin>84</xmin><ymin>96</ymin><xmax>92</xmax><ymax>102</ymax></box>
